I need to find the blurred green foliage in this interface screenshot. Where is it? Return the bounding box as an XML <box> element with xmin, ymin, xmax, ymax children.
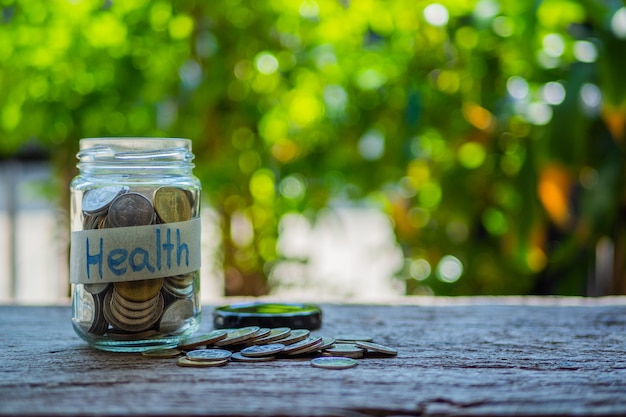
<box><xmin>1</xmin><ymin>0</ymin><xmax>624</xmax><ymax>295</ymax></box>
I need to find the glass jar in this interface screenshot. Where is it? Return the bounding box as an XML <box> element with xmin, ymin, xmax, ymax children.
<box><xmin>69</xmin><ymin>138</ymin><xmax>202</xmax><ymax>351</ymax></box>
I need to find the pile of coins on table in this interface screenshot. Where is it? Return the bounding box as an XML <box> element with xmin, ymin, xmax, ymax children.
<box><xmin>76</xmin><ymin>185</ymin><xmax>199</xmax><ymax>340</ymax></box>
<box><xmin>141</xmin><ymin>326</ymin><xmax>398</xmax><ymax>370</ymax></box>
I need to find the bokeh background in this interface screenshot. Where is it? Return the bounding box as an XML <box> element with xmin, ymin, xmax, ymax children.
<box><xmin>0</xmin><ymin>0</ymin><xmax>624</xmax><ymax>301</ymax></box>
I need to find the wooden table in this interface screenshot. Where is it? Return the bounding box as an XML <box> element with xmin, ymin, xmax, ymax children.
<box><xmin>2</xmin><ymin>297</ymin><xmax>626</xmax><ymax>416</ymax></box>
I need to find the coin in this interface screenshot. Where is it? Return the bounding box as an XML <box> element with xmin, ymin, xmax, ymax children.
<box><xmin>317</xmin><ymin>337</ymin><xmax>336</xmax><ymax>351</ymax></box>
<box><xmin>110</xmin><ymin>295</ymin><xmax>156</xmax><ymax>319</ymax></box>
<box><xmin>252</xmin><ymin>327</ymin><xmax>292</xmax><ymax>344</ymax></box>
<box><xmin>166</xmin><ymin>274</ymin><xmax>195</xmax><ymax>289</ymax></box>
<box><xmin>240</xmin><ymin>343</ymin><xmax>285</xmax><ymax>357</ymax></box>
<box><xmin>83</xmin><ymin>186</ymin><xmax>128</xmax><ymax>215</ymax></box>
<box><xmin>355</xmin><ymin>341</ymin><xmax>398</xmax><ymax>356</ymax></box>
<box><xmin>142</xmin><ymin>348</ymin><xmax>183</xmax><ymax>358</ymax></box>
<box><xmin>334</xmin><ymin>334</ymin><xmax>373</xmax><ymax>343</ymax></box>
<box><xmin>83</xmin><ymin>282</ymin><xmax>111</xmax><ymax>295</ymax></box>
<box><xmin>249</xmin><ymin>328</ymin><xmax>271</xmax><ymax>341</ymax></box>
<box><xmin>310</xmin><ymin>357</ymin><xmax>358</xmax><ymax>370</ymax></box>
<box><xmin>153</xmin><ymin>187</ymin><xmax>192</xmax><ymax>223</ymax></box>
<box><xmin>83</xmin><ymin>214</ymin><xmax>99</xmax><ymax>230</ymax></box>
<box><xmin>112</xmin><ymin>288</ymin><xmax>160</xmax><ymax>311</ymax></box>
<box><xmin>323</xmin><ymin>343</ymin><xmax>365</xmax><ymax>359</ymax></box>
<box><xmin>178</xmin><ymin>330</ymin><xmax>229</xmax><ymax>350</ymax></box>
<box><xmin>107</xmin><ymin>192</ymin><xmax>154</xmax><ymax>227</ymax></box>
<box><xmin>214</xmin><ymin>326</ymin><xmax>261</xmax><ymax>346</ymax></box>
<box><xmin>114</xmin><ymin>278</ymin><xmax>163</xmax><ymax>302</ymax></box>
<box><xmin>107</xmin><ymin>329</ymin><xmax>158</xmax><ymax>340</ymax></box>
<box><xmin>186</xmin><ymin>349</ymin><xmax>232</xmax><ymax>362</ymax></box>
<box><xmin>230</xmin><ymin>352</ymin><xmax>277</xmax><ymax>362</ymax></box>
<box><xmin>285</xmin><ymin>337</ymin><xmax>324</xmax><ymax>356</ymax></box>
<box><xmin>104</xmin><ymin>289</ymin><xmax>163</xmax><ymax>333</ymax></box>
<box><xmin>162</xmin><ymin>280</ymin><xmax>194</xmax><ymax>299</ymax></box>
<box><xmin>281</xmin><ymin>336</ymin><xmax>323</xmax><ymax>355</ymax></box>
<box><xmin>176</xmin><ymin>357</ymin><xmax>228</xmax><ymax>368</ymax></box>
<box><xmin>159</xmin><ymin>299</ymin><xmax>195</xmax><ymax>333</ymax></box>
<box><xmin>274</xmin><ymin>329</ymin><xmax>309</xmax><ymax>345</ymax></box>
<box><xmin>88</xmin><ymin>291</ymin><xmax>109</xmax><ymax>335</ymax></box>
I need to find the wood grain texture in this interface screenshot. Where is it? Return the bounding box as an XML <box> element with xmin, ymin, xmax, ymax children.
<box><xmin>1</xmin><ymin>299</ymin><xmax>626</xmax><ymax>416</ymax></box>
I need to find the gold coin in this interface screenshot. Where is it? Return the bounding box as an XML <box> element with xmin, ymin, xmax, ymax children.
<box><xmin>142</xmin><ymin>348</ymin><xmax>183</xmax><ymax>358</ymax></box>
<box><xmin>317</xmin><ymin>337</ymin><xmax>336</xmax><ymax>351</ymax></box>
<box><xmin>214</xmin><ymin>326</ymin><xmax>261</xmax><ymax>346</ymax></box>
<box><xmin>114</xmin><ymin>278</ymin><xmax>163</xmax><ymax>302</ymax></box>
<box><xmin>107</xmin><ymin>329</ymin><xmax>158</xmax><ymax>341</ymax></box>
<box><xmin>159</xmin><ymin>299</ymin><xmax>195</xmax><ymax>334</ymax></box>
<box><xmin>249</xmin><ymin>328</ymin><xmax>271</xmax><ymax>341</ymax></box>
<box><xmin>177</xmin><ymin>330</ymin><xmax>229</xmax><ymax>350</ymax></box>
<box><xmin>274</xmin><ymin>329</ymin><xmax>309</xmax><ymax>345</ymax></box>
<box><xmin>105</xmin><ymin>291</ymin><xmax>163</xmax><ymax>332</ymax></box>
<box><xmin>153</xmin><ymin>187</ymin><xmax>192</xmax><ymax>224</ymax></box>
<box><xmin>176</xmin><ymin>357</ymin><xmax>228</xmax><ymax>368</ymax></box>
<box><xmin>281</xmin><ymin>336</ymin><xmax>323</xmax><ymax>355</ymax></box>
<box><xmin>252</xmin><ymin>327</ymin><xmax>292</xmax><ymax>345</ymax></box>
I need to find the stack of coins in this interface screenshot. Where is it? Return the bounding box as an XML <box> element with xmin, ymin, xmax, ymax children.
<box><xmin>142</xmin><ymin>326</ymin><xmax>398</xmax><ymax>370</ymax></box>
<box><xmin>77</xmin><ymin>185</ymin><xmax>199</xmax><ymax>340</ymax></box>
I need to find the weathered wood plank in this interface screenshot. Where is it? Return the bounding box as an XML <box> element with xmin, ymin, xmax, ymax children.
<box><xmin>1</xmin><ymin>299</ymin><xmax>626</xmax><ymax>416</ymax></box>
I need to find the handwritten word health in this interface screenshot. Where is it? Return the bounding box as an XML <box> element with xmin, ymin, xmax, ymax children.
<box><xmin>70</xmin><ymin>218</ymin><xmax>201</xmax><ymax>284</ymax></box>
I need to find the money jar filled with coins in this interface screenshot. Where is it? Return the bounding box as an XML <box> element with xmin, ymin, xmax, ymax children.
<box><xmin>69</xmin><ymin>138</ymin><xmax>202</xmax><ymax>351</ymax></box>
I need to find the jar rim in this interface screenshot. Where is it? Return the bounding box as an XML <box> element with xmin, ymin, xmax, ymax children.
<box><xmin>79</xmin><ymin>137</ymin><xmax>191</xmax><ymax>151</ymax></box>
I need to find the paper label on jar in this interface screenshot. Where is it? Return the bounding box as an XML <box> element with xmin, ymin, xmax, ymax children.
<box><xmin>70</xmin><ymin>217</ymin><xmax>201</xmax><ymax>284</ymax></box>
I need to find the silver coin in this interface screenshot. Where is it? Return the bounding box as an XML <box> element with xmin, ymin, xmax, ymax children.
<box><xmin>334</xmin><ymin>334</ymin><xmax>374</xmax><ymax>343</ymax></box>
<box><xmin>240</xmin><ymin>343</ymin><xmax>285</xmax><ymax>357</ymax></box>
<box><xmin>162</xmin><ymin>280</ymin><xmax>194</xmax><ymax>299</ymax></box>
<box><xmin>107</xmin><ymin>192</ymin><xmax>154</xmax><ymax>227</ymax></box>
<box><xmin>83</xmin><ymin>282</ymin><xmax>111</xmax><ymax>295</ymax></box>
<box><xmin>230</xmin><ymin>352</ymin><xmax>276</xmax><ymax>362</ymax></box>
<box><xmin>310</xmin><ymin>357</ymin><xmax>358</xmax><ymax>370</ymax></box>
<box><xmin>82</xmin><ymin>186</ymin><xmax>128</xmax><ymax>215</ymax></box>
<box><xmin>323</xmin><ymin>343</ymin><xmax>365</xmax><ymax>359</ymax></box>
<box><xmin>78</xmin><ymin>288</ymin><xmax>109</xmax><ymax>336</ymax></box>
<box><xmin>159</xmin><ymin>299</ymin><xmax>195</xmax><ymax>333</ymax></box>
<box><xmin>355</xmin><ymin>341</ymin><xmax>398</xmax><ymax>356</ymax></box>
<box><xmin>76</xmin><ymin>291</ymin><xmax>96</xmax><ymax>333</ymax></box>
<box><xmin>82</xmin><ymin>214</ymin><xmax>99</xmax><ymax>230</ymax></box>
<box><xmin>165</xmin><ymin>274</ymin><xmax>195</xmax><ymax>289</ymax></box>
<box><xmin>88</xmin><ymin>292</ymin><xmax>109</xmax><ymax>335</ymax></box>
<box><xmin>186</xmin><ymin>349</ymin><xmax>232</xmax><ymax>362</ymax></box>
